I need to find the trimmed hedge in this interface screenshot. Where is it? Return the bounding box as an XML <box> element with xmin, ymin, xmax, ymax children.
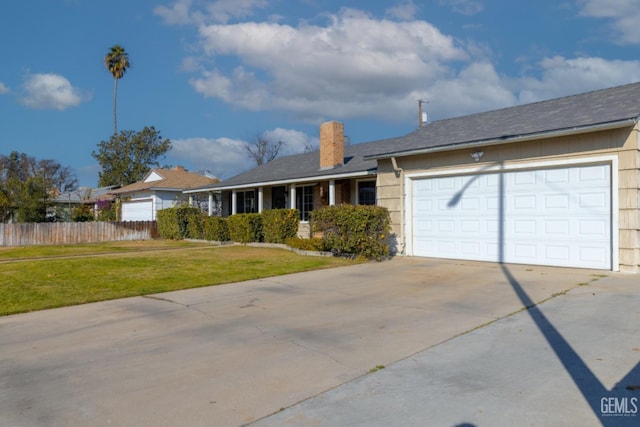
<box><xmin>285</xmin><ymin>236</ymin><xmax>328</xmax><ymax>252</ymax></box>
<box><xmin>157</xmin><ymin>206</ymin><xmax>203</xmax><ymax>240</ymax></box>
<box><xmin>227</xmin><ymin>213</ymin><xmax>263</xmax><ymax>243</ymax></box>
<box><xmin>261</xmin><ymin>209</ymin><xmax>300</xmax><ymax>243</ymax></box>
<box><xmin>311</xmin><ymin>204</ymin><xmax>391</xmax><ymax>260</ymax></box>
<box><xmin>203</xmin><ymin>216</ymin><xmax>230</xmax><ymax>241</ymax></box>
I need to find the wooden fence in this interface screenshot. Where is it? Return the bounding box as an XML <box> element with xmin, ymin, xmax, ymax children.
<box><xmin>0</xmin><ymin>221</ymin><xmax>159</xmax><ymax>246</ymax></box>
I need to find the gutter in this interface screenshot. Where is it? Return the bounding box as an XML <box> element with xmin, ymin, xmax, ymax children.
<box><xmin>366</xmin><ymin>118</ymin><xmax>638</xmax><ymax>160</ymax></box>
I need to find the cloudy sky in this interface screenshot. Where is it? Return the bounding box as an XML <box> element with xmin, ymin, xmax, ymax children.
<box><xmin>2</xmin><ymin>0</ymin><xmax>640</xmax><ymax>186</ymax></box>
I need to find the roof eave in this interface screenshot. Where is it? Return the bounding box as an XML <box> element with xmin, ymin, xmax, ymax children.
<box><xmin>366</xmin><ymin>118</ymin><xmax>639</xmax><ymax>160</ymax></box>
<box><xmin>184</xmin><ymin>169</ymin><xmax>377</xmax><ymax>193</ymax></box>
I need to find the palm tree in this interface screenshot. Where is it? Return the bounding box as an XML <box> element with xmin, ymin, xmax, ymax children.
<box><xmin>104</xmin><ymin>45</ymin><xmax>130</xmax><ymax>135</ymax></box>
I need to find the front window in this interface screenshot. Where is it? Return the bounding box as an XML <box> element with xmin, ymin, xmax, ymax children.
<box><xmin>271</xmin><ymin>186</ymin><xmax>287</xmax><ymax>209</ymax></box>
<box><xmin>237</xmin><ymin>190</ymin><xmax>256</xmax><ymax>213</ymax></box>
<box><xmin>296</xmin><ymin>186</ymin><xmax>314</xmax><ymax>221</ymax></box>
<box><xmin>358</xmin><ymin>181</ymin><xmax>376</xmax><ymax>205</ymax></box>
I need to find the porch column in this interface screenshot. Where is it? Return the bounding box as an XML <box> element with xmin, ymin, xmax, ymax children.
<box><xmin>258</xmin><ymin>187</ymin><xmax>264</xmax><ymax>213</ymax></box>
<box><xmin>329</xmin><ymin>180</ymin><xmax>336</xmax><ymax>206</ymax></box>
<box><xmin>231</xmin><ymin>190</ymin><xmax>237</xmax><ymax>215</ymax></box>
<box><xmin>208</xmin><ymin>192</ymin><xmax>214</xmax><ymax>216</ymax></box>
<box><xmin>289</xmin><ymin>184</ymin><xmax>296</xmax><ymax>209</ymax></box>
<box><xmin>188</xmin><ymin>194</ymin><xmax>193</xmax><ymax>206</ymax></box>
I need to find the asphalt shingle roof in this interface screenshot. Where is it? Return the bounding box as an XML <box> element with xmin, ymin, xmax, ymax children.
<box><xmin>369</xmin><ymin>81</ymin><xmax>640</xmax><ymax>158</ymax></box>
<box><xmin>197</xmin><ymin>81</ymin><xmax>640</xmax><ymax>191</ymax></box>
<box><xmin>111</xmin><ymin>168</ymin><xmax>219</xmax><ymax>194</ymax></box>
<box><xmin>198</xmin><ymin>140</ymin><xmax>385</xmax><ymax>190</ymax></box>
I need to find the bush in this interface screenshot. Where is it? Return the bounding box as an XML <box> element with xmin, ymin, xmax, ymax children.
<box><xmin>96</xmin><ymin>199</ymin><xmax>116</xmax><ymax>222</ymax></box>
<box><xmin>187</xmin><ymin>213</ymin><xmax>204</xmax><ymax>240</ymax></box>
<box><xmin>311</xmin><ymin>204</ymin><xmax>391</xmax><ymax>260</ymax></box>
<box><xmin>261</xmin><ymin>209</ymin><xmax>300</xmax><ymax>243</ymax></box>
<box><xmin>285</xmin><ymin>236</ymin><xmax>328</xmax><ymax>252</ymax></box>
<box><xmin>72</xmin><ymin>205</ymin><xmax>95</xmax><ymax>222</ymax></box>
<box><xmin>203</xmin><ymin>216</ymin><xmax>230</xmax><ymax>241</ymax></box>
<box><xmin>227</xmin><ymin>213</ymin><xmax>262</xmax><ymax>243</ymax></box>
<box><xmin>157</xmin><ymin>206</ymin><xmax>203</xmax><ymax>240</ymax></box>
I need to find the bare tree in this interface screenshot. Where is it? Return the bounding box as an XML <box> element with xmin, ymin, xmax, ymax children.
<box><xmin>246</xmin><ymin>137</ymin><xmax>283</xmax><ymax>166</ymax></box>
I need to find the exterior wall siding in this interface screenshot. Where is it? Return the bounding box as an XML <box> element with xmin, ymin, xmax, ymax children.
<box><xmin>376</xmin><ymin>126</ymin><xmax>640</xmax><ymax>272</ymax></box>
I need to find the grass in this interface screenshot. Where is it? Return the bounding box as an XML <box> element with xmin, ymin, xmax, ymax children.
<box><xmin>0</xmin><ymin>241</ymin><xmax>361</xmax><ymax>316</ymax></box>
<box><xmin>0</xmin><ymin>239</ymin><xmax>206</xmax><ymax>260</ymax></box>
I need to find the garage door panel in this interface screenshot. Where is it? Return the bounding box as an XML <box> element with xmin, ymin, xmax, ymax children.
<box><xmin>122</xmin><ymin>200</ymin><xmax>153</xmax><ymax>222</ymax></box>
<box><xmin>411</xmin><ymin>163</ymin><xmax>612</xmax><ymax>270</ymax></box>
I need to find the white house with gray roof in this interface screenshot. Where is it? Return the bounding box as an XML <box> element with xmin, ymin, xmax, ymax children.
<box><xmin>188</xmin><ymin>82</ymin><xmax>640</xmax><ymax>273</ymax></box>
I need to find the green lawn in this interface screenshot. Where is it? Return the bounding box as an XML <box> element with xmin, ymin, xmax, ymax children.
<box><xmin>0</xmin><ymin>241</ymin><xmax>360</xmax><ymax>316</ymax></box>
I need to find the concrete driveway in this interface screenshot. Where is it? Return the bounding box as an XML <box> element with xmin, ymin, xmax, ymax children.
<box><xmin>0</xmin><ymin>258</ymin><xmax>634</xmax><ymax>426</ymax></box>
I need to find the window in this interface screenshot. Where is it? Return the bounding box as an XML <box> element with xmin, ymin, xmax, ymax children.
<box><xmin>271</xmin><ymin>186</ymin><xmax>287</xmax><ymax>209</ymax></box>
<box><xmin>296</xmin><ymin>186</ymin><xmax>314</xmax><ymax>221</ymax></box>
<box><xmin>358</xmin><ymin>181</ymin><xmax>376</xmax><ymax>205</ymax></box>
<box><xmin>236</xmin><ymin>190</ymin><xmax>256</xmax><ymax>213</ymax></box>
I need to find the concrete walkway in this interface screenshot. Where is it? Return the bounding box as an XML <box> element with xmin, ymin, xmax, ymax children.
<box><xmin>0</xmin><ymin>258</ymin><xmax>636</xmax><ymax>426</ymax></box>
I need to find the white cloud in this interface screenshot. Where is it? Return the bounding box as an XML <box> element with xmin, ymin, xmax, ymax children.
<box><xmin>262</xmin><ymin>128</ymin><xmax>318</xmax><ymax>155</ymax></box>
<box><xmin>20</xmin><ymin>73</ymin><xmax>87</xmax><ymax>110</ymax></box>
<box><xmin>204</xmin><ymin>0</ymin><xmax>268</xmax><ymax>24</ymax></box>
<box><xmin>426</xmin><ymin>62</ymin><xmax>517</xmax><ymax>118</ymax></box>
<box><xmin>155</xmin><ymin>0</ymin><xmax>268</xmax><ymax>25</ymax></box>
<box><xmin>515</xmin><ymin>56</ymin><xmax>640</xmax><ymax>103</ymax></box>
<box><xmin>578</xmin><ymin>0</ymin><xmax>640</xmax><ymax>44</ymax></box>
<box><xmin>190</xmin><ymin>8</ymin><xmax>467</xmax><ymax>122</ymax></box>
<box><xmin>440</xmin><ymin>0</ymin><xmax>484</xmax><ymax>16</ymax></box>
<box><xmin>0</xmin><ymin>82</ymin><xmax>9</xmax><ymax>94</ymax></box>
<box><xmin>167</xmin><ymin>127</ymin><xmax>319</xmax><ymax>178</ymax></box>
<box><xmin>386</xmin><ymin>1</ymin><xmax>420</xmax><ymax>21</ymax></box>
<box><xmin>165</xmin><ymin>2</ymin><xmax>640</xmax><ymax>133</ymax></box>
<box><xmin>168</xmin><ymin>136</ymin><xmax>252</xmax><ymax>178</ymax></box>
<box><xmin>154</xmin><ymin>0</ymin><xmax>195</xmax><ymax>25</ymax></box>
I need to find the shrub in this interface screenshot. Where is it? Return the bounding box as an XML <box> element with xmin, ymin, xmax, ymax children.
<box><xmin>157</xmin><ymin>206</ymin><xmax>203</xmax><ymax>240</ymax></box>
<box><xmin>285</xmin><ymin>236</ymin><xmax>328</xmax><ymax>252</ymax></box>
<box><xmin>227</xmin><ymin>213</ymin><xmax>262</xmax><ymax>243</ymax></box>
<box><xmin>187</xmin><ymin>213</ymin><xmax>204</xmax><ymax>240</ymax></box>
<box><xmin>203</xmin><ymin>216</ymin><xmax>230</xmax><ymax>241</ymax></box>
<box><xmin>261</xmin><ymin>209</ymin><xmax>300</xmax><ymax>243</ymax></box>
<box><xmin>72</xmin><ymin>204</ymin><xmax>95</xmax><ymax>222</ymax></box>
<box><xmin>96</xmin><ymin>199</ymin><xmax>116</xmax><ymax>222</ymax></box>
<box><xmin>311</xmin><ymin>204</ymin><xmax>391</xmax><ymax>260</ymax></box>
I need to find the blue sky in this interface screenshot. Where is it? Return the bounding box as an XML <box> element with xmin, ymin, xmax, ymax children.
<box><xmin>2</xmin><ymin>0</ymin><xmax>640</xmax><ymax>187</ymax></box>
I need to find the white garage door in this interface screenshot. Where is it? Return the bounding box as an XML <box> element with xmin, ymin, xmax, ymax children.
<box><xmin>411</xmin><ymin>163</ymin><xmax>612</xmax><ymax>269</ymax></box>
<box><xmin>121</xmin><ymin>200</ymin><xmax>154</xmax><ymax>221</ymax></box>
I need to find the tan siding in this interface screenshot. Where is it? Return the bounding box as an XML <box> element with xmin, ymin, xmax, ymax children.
<box><xmin>379</xmin><ymin>126</ymin><xmax>640</xmax><ymax>271</ymax></box>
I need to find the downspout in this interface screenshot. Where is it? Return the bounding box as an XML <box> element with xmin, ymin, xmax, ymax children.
<box><xmin>391</xmin><ymin>157</ymin><xmax>405</xmax><ymax>255</ymax></box>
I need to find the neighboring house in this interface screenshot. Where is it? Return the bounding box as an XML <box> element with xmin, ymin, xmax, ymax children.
<box><xmin>49</xmin><ymin>186</ymin><xmax>119</xmax><ymax>221</ymax></box>
<box><xmin>110</xmin><ymin>166</ymin><xmax>219</xmax><ymax>221</ymax></box>
<box><xmin>188</xmin><ymin>82</ymin><xmax>640</xmax><ymax>273</ymax></box>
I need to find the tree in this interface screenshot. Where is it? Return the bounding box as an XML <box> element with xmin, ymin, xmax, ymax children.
<box><xmin>246</xmin><ymin>136</ymin><xmax>283</xmax><ymax>166</ymax></box>
<box><xmin>0</xmin><ymin>151</ymin><xmax>78</xmax><ymax>223</ymax></box>
<box><xmin>104</xmin><ymin>45</ymin><xmax>130</xmax><ymax>135</ymax></box>
<box><xmin>92</xmin><ymin>126</ymin><xmax>172</xmax><ymax>187</ymax></box>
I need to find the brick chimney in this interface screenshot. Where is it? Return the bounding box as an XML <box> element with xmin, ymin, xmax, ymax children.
<box><xmin>320</xmin><ymin>121</ymin><xmax>344</xmax><ymax>169</ymax></box>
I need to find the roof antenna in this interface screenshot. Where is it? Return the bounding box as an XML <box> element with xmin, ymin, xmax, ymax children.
<box><xmin>418</xmin><ymin>99</ymin><xmax>429</xmax><ymax>127</ymax></box>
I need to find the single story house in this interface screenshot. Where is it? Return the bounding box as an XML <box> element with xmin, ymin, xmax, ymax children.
<box><xmin>188</xmin><ymin>82</ymin><xmax>640</xmax><ymax>273</ymax></box>
<box><xmin>49</xmin><ymin>185</ymin><xmax>119</xmax><ymax>221</ymax></box>
<box><xmin>110</xmin><ymin>166</ymin><xmax>219</xmax><ymax>221</ymax></box>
